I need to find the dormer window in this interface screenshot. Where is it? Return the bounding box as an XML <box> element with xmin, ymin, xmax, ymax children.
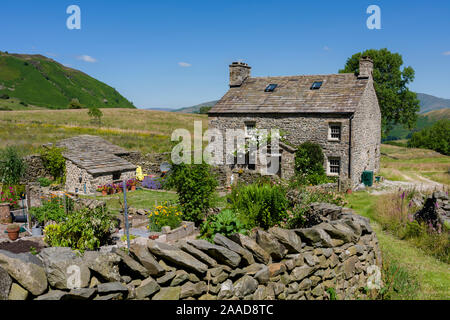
<box><xmin>265</xmin><ymin>84</ymin><xmax>278</xmax><ymax>92</ymax></box>
<box><xmin>310</xmin><ymin>81</ymin><xmax>323</xmax><ymax>90</ymax></box>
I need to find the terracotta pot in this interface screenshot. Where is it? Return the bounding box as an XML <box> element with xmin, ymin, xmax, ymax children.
<box><xmin>0</xmin><ymin>203</ymin><xmax>12</xmax><ymax>224</ymax></box>
<box><xmin>131</xmin><ymin>186</ymin><xmax>136</xmax><ymax>191</ymax></box>
<box><xmin>102</xmin><ymin>190</ymin><xmax>107</xmax><ymax>196</ymax></box>
<box><xmin>346</xmin><ymin>188</ymin><xmax>353</xmax><ymax>194</ymax></box>
<box><xmin>7</xmin><ymin>226</ymin><xmax>20</xmax><ymax>241</ymax></box>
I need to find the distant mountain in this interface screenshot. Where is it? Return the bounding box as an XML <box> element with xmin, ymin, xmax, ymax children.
<box><xmin>173</xmin><ymin>100</ymin><xmax>219</xmax><ymax>113</ymax></box>
<box><xmin>0</xmin><ymin>51</ymin><xmax>135</xmax><ymax>109</ymax></box>
<box><xmin>144</xmin><ymin>107</ymin><xmax>175</xmax><ymax>112</ymax></box>
<box><xmin>417</xmin><ymin>93</ymin><xmax>450</xmax><ymax>114</ymax></box>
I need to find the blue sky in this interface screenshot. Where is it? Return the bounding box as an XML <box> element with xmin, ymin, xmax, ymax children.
<box><xmin>1</xmin><ymin>0</ymin><xmax>449</xmax><ymax>108</ymax></box>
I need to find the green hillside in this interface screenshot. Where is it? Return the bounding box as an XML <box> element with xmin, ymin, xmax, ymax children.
<box><xmin>384</xmin><ymin>108</ymin><xmax>450</xmax><ymax>142</ymax></box>
<box><xmin>0</xmin><ymin>51</ymin><xmax>135</xmax><ymax>109</ymax></box>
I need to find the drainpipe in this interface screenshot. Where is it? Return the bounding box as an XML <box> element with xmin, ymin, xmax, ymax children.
<box><xmin>348</xmin><ymin>114</ymin><xmax>354</xmax><ymax>182</ymax></box>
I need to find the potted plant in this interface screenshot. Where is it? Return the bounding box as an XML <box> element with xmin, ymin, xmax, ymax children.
<box><xmin>128</xmin><ymin>179</ymin><xmax>137</xmax><ymax>191</ymax></box>
<box><xmin>6</xmin><ymin>224</ymin><xmax>20</xmax><ymax>241</ymax></box>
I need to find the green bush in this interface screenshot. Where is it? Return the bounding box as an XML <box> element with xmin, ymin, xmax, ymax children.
<box><xmin>166</xmin><ymin>162</ymin><xmax>218</xmax><ymax>225</ymax></box>
<box><xmin>0</xmin><ymin>146</ymin><xmax>26</xmax><ymax>185</ymax></box>
<box><xmin>68</xmin><ymin>98</ymin><xmax>82</xmax><ymax>109</ymax></box>
<box><xmin>88</xmin><ymin>106</ymin><xmax>103</xmax><ymax>124</ymax></box>
<box><xmin>40</xmin><ymin>147</ymin><xmax>66</xmax><ymax>183</ymax></box>
<box><xmin>37</xmin><ymin>177</ymin><xmax>53</xmax><ymax>187</ymax></box>
<box><xmin>228</xmin><ymin>183</ymin><xmax>288</xmax><ymax>230</ymax></box>
<box><xmin>407</xmin><ymin>119</ymin><xmax>449</xmax><ymax>155</ymax></box>
<box><xmin>199</xmin><ymin>209</ymin><xmax>248</xmax><ymax>243</ymax></box>
<box><xmin>43</xmin><ymin>207</ymin><xmax>117</xmax><ymax>252</ymax></box>
<box><xmin>294</xmin><ymin>142</ymin><xmax>329</xmax><ymax>185</ymax></box>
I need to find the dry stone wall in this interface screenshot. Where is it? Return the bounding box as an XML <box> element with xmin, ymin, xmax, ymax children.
<box><xmin>0</xmin><ymin>206</ymin><xmax>381</xmax><ymax>301</ymax></box>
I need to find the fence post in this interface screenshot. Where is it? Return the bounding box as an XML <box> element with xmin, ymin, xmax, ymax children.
<box><xmin>123</xmin><ymin>180</ymin><xmax>130</xmax><ymax>253</ymax></box>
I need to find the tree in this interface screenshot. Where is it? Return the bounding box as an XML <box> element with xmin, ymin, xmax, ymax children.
<box><xmin>87</xmin><ymin>106</ymin><xmax>103</xmax><ymax>125</ymax></box>
<box><xmin>339</xmin><ymin>48</ymin><xmax>420</xmax><ymax>137</ymax></box>
<box><xmin>407</xmin><ymin>119</ymin><xmax>449</xmax><ymax>155</ymax></box>
<box><xmin>199</xmin><ymin>106</ymin><xmax>212</xmax><ymax>114</ymax></box>
<box><xmin>68</xmin><ymin>98</ymin><xmax>82</xmax><ymax>109</ymax></box>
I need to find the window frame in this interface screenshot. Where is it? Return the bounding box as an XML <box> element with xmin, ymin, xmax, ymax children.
<box><xmin>310</xmin><ymin>81</ymin><xmax>323</xmax><ymax>90</ymax></box>
<box><xmin>328</xmin><ymin>122</ymin><xmax>342</xmax><ymax>141</ymax></box>
<box><xmin>327</xmin><ymin>157</ymin><xmax>341</xmax><ymax>176</ymax></box>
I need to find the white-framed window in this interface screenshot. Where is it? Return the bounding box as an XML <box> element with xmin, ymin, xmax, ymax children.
<box><xmin>327</xmin><ymin>157</ymin><xmax>340</xmax><ymax>176</ymax></box>
<box><xmin>245</xmin><ymin>122</ymin><xmax>256</xmax><ymax>138</ymax></box>
<box><xmin>328</xmin><ymin>123</ymin><xmax>341</xmax><ymax>141</ymax></box>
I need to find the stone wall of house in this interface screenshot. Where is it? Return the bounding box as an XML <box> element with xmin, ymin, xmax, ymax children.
<box><xmin>208</xmin><ymin>113</ymin><xmax>352</xmax><ymax>183</ymax></box>
<box><xmin>351</xmin><ymin>80</ymin><xmax>381</xmax><ymax>185</ymax></box>
<box><xmin>65</xmin><ymin>160</ymin><xmax>135</xmax><ymax>195</ymax></box>
<box><xmin>0</xmin><ymin>205</ymin><xmax>382</xmax><ymax>301</ymax></box>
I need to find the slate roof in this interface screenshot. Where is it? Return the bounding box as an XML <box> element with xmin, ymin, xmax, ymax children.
<box><xmin>209</xmin><ymin>73</ymin><xmax>368</xmax><ymax>114</ymax></box>
<box><xmin>53</xmin><ymin>135</ymin><xmax>136</xmax><ymax>175</ymax></box>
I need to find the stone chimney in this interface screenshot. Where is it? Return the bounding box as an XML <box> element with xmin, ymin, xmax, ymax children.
<box><xmin>358</xmin><ymin>56</ymin><xmax>373</xmax><ymax>79</ymax></box>
<box><xmin>229</xmin><ymin>62</ymin><xmax>251</xmax><ymax>87</ymax></box>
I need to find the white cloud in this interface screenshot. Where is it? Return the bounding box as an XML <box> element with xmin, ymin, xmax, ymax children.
<box><xmin>323</xmin><ymin>46</ymin><xmax>330</xmax><ymax>51</ymax></box>
<box><xmin>443</xmin><ymin>51</ymin><xmax>450</xmax><ymax>56</ymax></box>
<box><xmin>77</xmin><ymin>55</ymin><xmax>97</xmax><ymax>63</ymax></box>
<box><xmin>178</xmin><ymin>62</ymin><xmax>192</xmax><ymax>67</ymax></box>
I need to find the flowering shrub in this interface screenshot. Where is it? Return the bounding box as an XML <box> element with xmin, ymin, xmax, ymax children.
<box><xmin>1</xmin><ymin>185</ymin><xmax>23</xmax><ymax>209</ymax></box>
<box><xmin>147</xmin><ymin>202</ymin><xmax>182</xmax><ymax>232</ymax></box>
<box><xmin>374</xmin><ymin>189</ymin><xmax>449</xmax><ymax>263</ymax></box>
<box><xmin>142</xmin><ymin>176</ymin><xmax>162</xmax><ymax>190</ymax></box>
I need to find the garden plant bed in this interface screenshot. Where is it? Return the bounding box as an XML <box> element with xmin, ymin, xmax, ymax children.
<box><xmin>0</xmin><ymin>239</ymin><xmax>45</xmax><ymax>254</ymax></box>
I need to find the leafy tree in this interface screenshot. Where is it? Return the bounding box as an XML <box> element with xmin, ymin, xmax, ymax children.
<box><xmin>88</xmin><ymin>106</ymin><xmax>103</xmax><ymax>124</ymax></box>
<box><xmin>339</xmin><ymin>48</ymin><xmax>420</xmax><ymax>137</ymax></box>
<box><xmin>68</xmin><ymin>98</ymin><xmax>83</xmax><ymax>109</ymax></box>
<box><xmin>407</xmin><ymin>119</ymin><xmax>449</xmax><ymax>155</ymax></box>
<box><xmin>0</xmin><ymin>146</ymin><xmax>26</xmax><ymax>185</ymax></box>
<box><xmin>199</xmin><ymin>106</ymin><xmax>212</xmax><ymax>114</ymax></box>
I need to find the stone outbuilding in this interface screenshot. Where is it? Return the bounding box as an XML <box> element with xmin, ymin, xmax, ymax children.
<box><xmin>52</xmin><ymin>135</ymin><xmax>136</xmax><ymax>195</ymax></box>
<box><xmin>208</xmin><ymin>58</ymin><xmax>381</xmax><ymax>187</ymax></box>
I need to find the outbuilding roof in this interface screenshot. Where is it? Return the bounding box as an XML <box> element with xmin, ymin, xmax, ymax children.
<box><xmin>53</xmin><ymin>135</ymin><xmax>136</xmax><ymax>175</ymax></box>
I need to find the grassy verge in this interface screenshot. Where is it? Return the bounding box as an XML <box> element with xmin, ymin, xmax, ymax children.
<box><xmin>83</xmin><ymin>189</ymin><xmax>178</xmax><ymax>216</ymax></box>
<box><xmin>346</xmin><ymin>192</ymin><xmax>450</xmax><ymax>300</ymax></box>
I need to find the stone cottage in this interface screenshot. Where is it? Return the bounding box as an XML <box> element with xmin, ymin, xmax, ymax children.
<box><xmin>53</xmin><ymin>135</ymin><xmax>136</xmax><ymax>195</ymax></box>
<box><xmin>208</xmin><ymin>57</ymin><xmax>381</xmax><ymax>187</ymax></box>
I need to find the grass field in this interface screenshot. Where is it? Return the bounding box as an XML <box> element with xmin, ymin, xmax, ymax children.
<box><xmin>380</xmin><ymin>144</ymin><xmax>450</xmax><ymax>185</ymax></box>
<box><xmin>0</xmin><ymin>108</ymin><xmax>208</xmax><ymax>154</ymax></box>
<box><xmin>346</xmin><ymin>192</ymin><xmax>450</xmax><ymax>300</ymax></box>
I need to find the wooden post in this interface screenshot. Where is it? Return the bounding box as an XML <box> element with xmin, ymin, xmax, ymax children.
<box><xmin>123</xmin><ymin>180</ymin><xmax>130</xmax><ymax>253</ymax></box>
<box><xmin>26</xmin><ymin>184</ymin><xmax>32</xmax><ymax>231</ymax></box>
